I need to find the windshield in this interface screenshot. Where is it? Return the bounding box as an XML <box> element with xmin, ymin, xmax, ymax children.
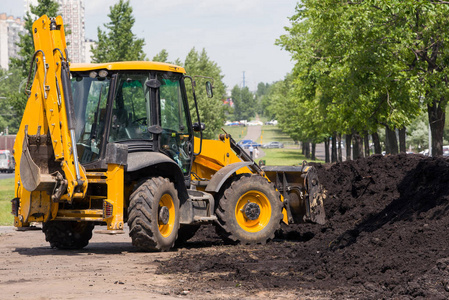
<box><xmin>109</xmin><ymin>72</ymin><xmax>152</xmax><ymax>142</ymax></box>
<box><xmin>72</xmin><ymin>74</ymin><xmax>110</xmax><ymax>164</ymax></box>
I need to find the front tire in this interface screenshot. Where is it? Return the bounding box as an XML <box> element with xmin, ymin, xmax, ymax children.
<box><xmin>43</xmin><ymin>221</ymin><xmax>94</xmax><ymax>250</ymax></box>
<box><xmin>128</xmin><ymin>177</ymin><xmax>180</xmax><ymax>251</ymax></box>
<box><xmin>215</xmin><ymin>175</ymin><xmax>283</xmax><ymax>244</ymax></box>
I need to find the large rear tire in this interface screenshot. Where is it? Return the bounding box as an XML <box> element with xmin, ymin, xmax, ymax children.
<box><xmin>215</xmin><ymin>175</ymin><xmax>283</xmax><ymax>244</ymax></box>
<box><xmin>128</xmin><ymin>177</ymin><xmax>180</xmax><ymax>251</ymax></box>
<box><xmin>43</xmin><ymin>221</ymin><xmax>94</xmax><ymax>250</ymax></box>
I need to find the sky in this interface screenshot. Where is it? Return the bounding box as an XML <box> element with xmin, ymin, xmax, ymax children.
<box><xmin>1</xmin><ymin>0</ymin><xmax>297</xmax><ymax>92</ymax></box>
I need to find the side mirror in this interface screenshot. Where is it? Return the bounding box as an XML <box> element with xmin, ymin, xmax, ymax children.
<box><xmin>193</xmin><ymin>122</ymin><xmax>205</xmax><ymax>132</ymax></box>
<box><xmin>206</xmin><ymin>81</ymin><xmax>213</xmax><ymax>98</ymax></box>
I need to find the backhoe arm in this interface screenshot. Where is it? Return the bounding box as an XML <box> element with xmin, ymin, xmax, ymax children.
<box><xmin>14</xmin><ymin>15</ymin><xmax>87</xmax><ymax>211</ymax></box>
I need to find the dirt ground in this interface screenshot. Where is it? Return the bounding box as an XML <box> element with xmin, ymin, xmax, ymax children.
<box><xmin>2</xmin><ymin>153</ymin><xmax>449</xmax><ymax>299</ymax></box>
<box><xmin>0</xmin><ymin>226</ymin><xmax>328</xmax><ymax>300</ymax></box>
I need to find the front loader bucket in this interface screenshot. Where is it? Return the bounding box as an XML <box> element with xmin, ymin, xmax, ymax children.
<box><xmin>304</xmin><ymin>166</ymin><xmax>326</xmax><ymax>225</ymax></box>
<box><xmin>262</xmin><ymin>165</ymin><xmax>326</xmax><ymax>225</ymax></box>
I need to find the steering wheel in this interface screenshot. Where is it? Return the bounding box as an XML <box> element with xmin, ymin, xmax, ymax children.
<box><xmin>132</xmin><ymin>117</ymin><xmax>147</xmax><ymax>126</ymax></box>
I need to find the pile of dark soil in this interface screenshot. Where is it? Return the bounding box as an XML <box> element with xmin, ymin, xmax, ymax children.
<box><xmin>156</xmin><ymin>154</ymin><xmax>449</xmax><ymax>299</ymax></box>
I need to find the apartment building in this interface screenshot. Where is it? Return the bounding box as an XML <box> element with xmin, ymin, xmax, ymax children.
<box><xmin>0</xmin><ymin>14</ymin><xmax>25</xmax><ymax>70</ymax></box>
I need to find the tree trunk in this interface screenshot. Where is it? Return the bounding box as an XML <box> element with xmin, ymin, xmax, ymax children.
<box><xmin>364</xmin><ymin>134</ymin><xmax>370</xmax><ymax>157</ymax></box>
<box><xmin>301</xmin><ymin>142</ymin><xmax>305</xmax><ymax>155</ymax></box>
<box><xmin>353</xmin><ymin>133</ymin><xmax>363</xmax><ymax>160</ymax></box>
<box><xmin>385</xmin><ymin>126</ymin><xmax>398</xmax><ymax>154</ymax></box>
<box><xmin>399</xmin><ymin>127</ymin><xmax>406</xmax><ymax>153</ymax></box>
<box><xmin>331</xmin><ymin>132</ymin><xmax>337</xmax><ymax>163</ymax></box>
<box><xmin>345</xmin><ymin>134</ymin><xmax>352</xmax><ymax>161</ymax></box>
<box><xmin>372</xmin><ymin>132</ymin><xmax>382</xmax><ymax>154</ymax></box>
<box><xmin>311</xmin><ymin>143</ymin><xmax>316</xmax><ymax>160</ymax></box>
<box><xmin>337</xmin><ymin>133</ymin><xmax>343</xmax><ymax>162</ymax></box>
<box><xmin>428</xmin><ymin>101</ymin><xmax>445</xmax><ymax>156</ymax></box>
<box><xmin>384</xmin><ymin>129</ymin><xmax>391</xmax><ymax>154</ymax></box>
<box><xmin>304</xmin><ymin>142</ymin><xmax>310</xmax><ymax>159</ymax></box>
<box><xmin>324</xmin><ymin>137</ymin><xmax>330</xmax><ymax>163</ymax></box>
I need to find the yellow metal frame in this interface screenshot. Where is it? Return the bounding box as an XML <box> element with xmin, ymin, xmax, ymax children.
<box><xmin>191</xmin><ymin>135</ymin><xmax>290</xmax><ymax>224</ymax></box>
<box><xmin>82</xmin><ymin>165</ymin><xmax>125</xmax><ymax>230</ymax></box>
<box><xmin>71</xmin><ymin>61</ymin><xmax>186</xmax><ymax>74</ymax></box>
<box><xmin>14</xmin><ymin>15</ymin><xmax>88</xmax><ymax>226</ymax></box>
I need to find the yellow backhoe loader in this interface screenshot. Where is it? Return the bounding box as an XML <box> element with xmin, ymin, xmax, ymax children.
<box><xmin>11</xmin><ymin>15</ymin><xmax>325</xmax><ymax>251</ymax></box>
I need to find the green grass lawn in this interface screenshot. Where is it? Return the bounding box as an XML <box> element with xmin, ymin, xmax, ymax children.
<box><xmin>261</xmin><ymin>148</ymin><xmax>324</xmax><ymax>166</ymax></box>
<box><xmin>258</xmin><ymin>125</ymin><xmax>296</xmax><ymax>145</ymax></box>
<box><xmin>0</xmin><ymin>178</ymin><xmax>14</xmax><ymax>226</ymax></box>
<box><xmin>222</xmin><ymin>125</ymin><xmax>247</xmax><ymax>142</ymax></box>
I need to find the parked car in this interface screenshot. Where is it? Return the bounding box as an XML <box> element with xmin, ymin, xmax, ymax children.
<box><xmin>0</xmin><ymin>150</ymin><xmax>15</xmax><ymax>173</ymax></box>
<box><xmin>242</xmin><ymin>141</ymin><xmax>262</xmax><ymax>149</ymax></box>
<box><xmin>262</xmin><ymin>141</ymin><xmax>284</xmax><ymax>149</ymax></box>
<box><xmin>225</xmin><ymin>121</ymin><xmax>241</xmax><ymax>126</ymax></box>
<box><xmin>265</xmin><ymin>120</ymin><xmax>278</xmax><ymax>125</ymax></box>
<box><xmin>247</xmin><ymin>120</ymin><xmax>263</xmax><ymax>126</ymax></box>
<box><xmin>419</xmin><ymin>149</ymin><xmax>429</xmax><ymax>156</ymax></box>
<box><xmin>237</xmin><ymin>140</ymin><xmax>253</xmax><ymax>147</ymax></box>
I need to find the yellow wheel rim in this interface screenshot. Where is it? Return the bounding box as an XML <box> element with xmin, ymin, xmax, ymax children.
<box><xmin>158</xmin><ymin>193</ymin><xmax>175</xmax><ymax>237</ymax></box>
<box><xmin>235</xmin><ymin>190</ymin><xmax>271</xmax><ymax>233</ymax></box>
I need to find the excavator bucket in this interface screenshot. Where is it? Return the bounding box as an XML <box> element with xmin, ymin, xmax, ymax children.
<box><xmin>20</xmin><ymin>131</ymin><xmax>59</xmax><ymax>193</ymax></box>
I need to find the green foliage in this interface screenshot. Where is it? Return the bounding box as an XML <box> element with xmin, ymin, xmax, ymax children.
<box><xmin>184</xmin><ymin>48</ymin><xmax>226</xmax><ymax>139</ymax></box>
<box><xmin>231</xmin><ymin>85</ymin><xmax>256</xmax><ymax>120</ymax></box>
<box><xmin>275</xmin><ymin>0</ymin><xmax>449</xmax><ymax>154</ymax></box>
<box><xmin>152</xmin><ymin>49</ymin><xmax>169</xmax><ymax>63</ymax></box>
<box><xmin>256</xmin><ymin>82</ymin><xmax>271</xmax><ymax>116</ymax></box>
<box><xmin>91</xmin><ymin>0</ymin><xmax>146</xmax><ymax>63</ymax></box>
<box><xmin>0</xmin><ymin>68</ymin><xmax>27</xmax><ymax>134</ymax></box>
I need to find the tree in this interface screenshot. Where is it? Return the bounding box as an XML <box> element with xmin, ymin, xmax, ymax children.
<box><xmin>91</xmin><ymin>0</ymin><xmax>146</xmax><ymax>63</ymax></box>
<box><xmin>152</xmin><ymin>49</ymin><xmax>169</xmax><ymax>63</ymax></box>
<box><xmin>277</xmin><ymin>0</ymin><xmax>449</xmax><ymax>157</ymax></box>
<box><xmin>0</xmin><ymin>67</ymin><xmax>27</xmax><ymax>134</ymax></box>
<box><xmin>184</xmin><ymin>48</ymin><xmax>226</xmax><ymax>139</ymax></box>
<box><xmin>231</xmin><ymin>85</ymin><xmax>256</xmax><ymax>121</ymax></box>
<box><xmin>256</xmin><ymin>82</ymin><xmax>270</xmax><ymax>116</ymax></box>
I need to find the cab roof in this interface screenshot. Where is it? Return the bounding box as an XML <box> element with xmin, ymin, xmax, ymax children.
<box><xmin>70</xmin><ymin>61</ymin><xmax>186</xmax><ymax>74</ymax></box>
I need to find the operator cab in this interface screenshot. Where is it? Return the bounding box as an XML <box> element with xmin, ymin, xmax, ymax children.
<box><xmin>71</xmin><ymin>62</ymin><xmax>196</xmax><ymax>178</ymax></box>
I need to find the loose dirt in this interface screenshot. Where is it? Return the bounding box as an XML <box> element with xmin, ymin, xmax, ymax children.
<box><xmin>158</xmin><ymin>154</ymin><xmax>449</xmax><ymax>299</ymax></box>
<box><xmin>2</xmin><ymin>154</ymin><xmax>449</xmax><ymax>299</ymax></box>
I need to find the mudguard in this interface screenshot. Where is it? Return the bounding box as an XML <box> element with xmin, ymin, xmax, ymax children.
<box><xmin>205</xmin><ymin>161</ymin><xmax>253</xmax><ymax>193</ymax></box>
<box><xmin>127</xmin><ymin>151</ymin><xmax>180</xmax><ymax>172</ymax></box>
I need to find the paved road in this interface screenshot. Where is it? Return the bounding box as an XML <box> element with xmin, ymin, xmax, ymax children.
<box><xmin>241</xmin><ymin>125</ymin><xmax>265</xmax><ymax>159</ymax></box>
<box><xmin>0</xmin><ymin>172</ymin><xmax>14</xmax><ymax>180</ymax></box>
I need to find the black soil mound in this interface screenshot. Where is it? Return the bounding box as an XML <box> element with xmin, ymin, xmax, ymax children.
<box><xmin>157</xmin><ymin>154</ymin><xmax>449</xmax><ymax>299</ymax></box>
